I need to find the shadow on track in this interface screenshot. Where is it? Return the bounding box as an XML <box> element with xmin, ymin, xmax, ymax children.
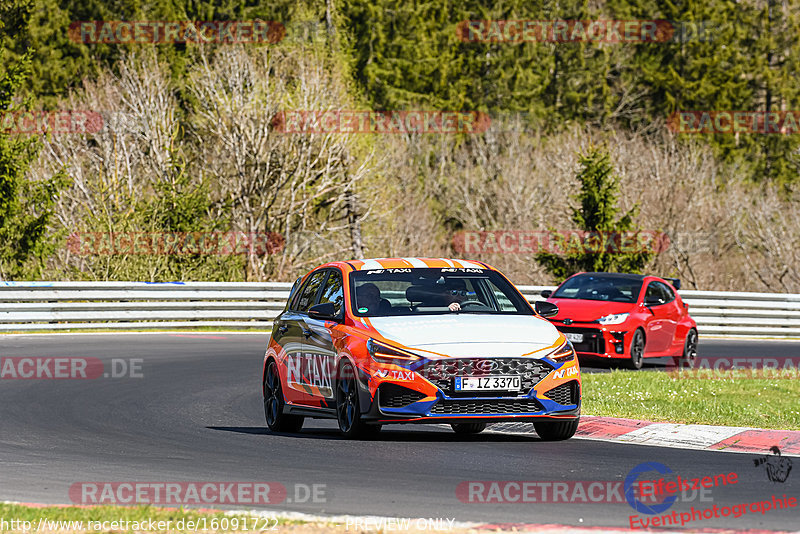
<box><xmin>207</xmin><ymin>426</ymin><xmax>544</xmax><ymax>442</ymax></box>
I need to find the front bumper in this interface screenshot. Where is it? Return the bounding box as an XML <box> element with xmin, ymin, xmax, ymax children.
<box><xmin>551</xmin><ymin>323</ymin><xmax>631</xmax><ymax>359</ymax></box>
<box><xmin>362</xmin><ymin>356</ymin><xmax>581</xmax><ymax>424</ymax></box>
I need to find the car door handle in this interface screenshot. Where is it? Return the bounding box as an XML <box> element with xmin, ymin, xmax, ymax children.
<box><xmin>302</xmin><ymin>329</ymin><xmax>312</xmax><ymax>338</ymax></box>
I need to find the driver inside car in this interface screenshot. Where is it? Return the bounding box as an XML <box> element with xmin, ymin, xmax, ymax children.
<box><xmin>443</xmin><ymin>279</ymin><xmax>468</xmax><ymax>312</ymax></box>
<box><xmin>356</xmin><ymin>282</ymin><xmax>392</xmax><ymax>314</ymax></box>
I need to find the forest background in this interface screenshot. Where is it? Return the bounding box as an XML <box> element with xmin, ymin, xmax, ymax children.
<box><xmin>1</xmin><ymin>0</ymin><xmax>799</xmax><ymax>291</ymax></box>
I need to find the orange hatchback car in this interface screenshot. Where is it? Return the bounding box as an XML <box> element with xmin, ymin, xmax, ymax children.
<box><xmin>263</xmin><ymin>258</ymin><xmax>581</xmax><ymax>439</ymax></box>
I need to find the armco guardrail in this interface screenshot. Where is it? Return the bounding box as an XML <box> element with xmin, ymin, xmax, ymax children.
<box><xmin>1</xmin><ymin>281</ymin><xmax>799</xmax><ymax>337</ymax></box>
<box><xmin>0</xmin><ymin>281</ymin><xmax>292</xmax><ymax>331</ymax></box>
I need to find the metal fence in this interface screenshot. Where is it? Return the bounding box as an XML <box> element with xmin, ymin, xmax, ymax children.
<box><xmin>0</xmin><ymin>281</ymin><xmax>291</xmax><ymax>331</ymax></box>
<box><xmin>1</xmin><ymin>281</ymin><xmax>799</xmax><ymax>337</ymax></box>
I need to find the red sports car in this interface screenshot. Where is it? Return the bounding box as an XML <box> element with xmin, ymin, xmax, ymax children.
<box><xmin>542</xmin><ymin>272</ymin><xmax>697</xmax><ymax>369</ymax></box>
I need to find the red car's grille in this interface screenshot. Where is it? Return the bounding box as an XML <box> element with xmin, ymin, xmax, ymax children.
<box><xmin>556</xmin><ymin>327</ymin><xmax>605</xmax><ymax>354</ymax></box>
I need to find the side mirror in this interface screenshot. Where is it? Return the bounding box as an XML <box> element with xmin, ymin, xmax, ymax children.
<box><xmin>534</xmin><ymin>301</ymin><xmax>559</xmax><ymax>318</ymax></box>
<box><xmin>540</xmin><ymin>290</ymin><xmax>552</xmax><ymax>298</ymax></box>
<box><xmin>308</xmin><ymin>302</ymin><xmax>339</xmax><ymax>321</ymax></box>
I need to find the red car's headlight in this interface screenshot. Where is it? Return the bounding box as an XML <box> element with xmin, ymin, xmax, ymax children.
<box><xmin>366</xmin><ymin>338</ymin><xmax>421</xmax><ymax>364</ymax></box>
<box><xmin>597</xmin><ymin>312</ymin><xmax>629</xmax><ymax>325</ymax></box>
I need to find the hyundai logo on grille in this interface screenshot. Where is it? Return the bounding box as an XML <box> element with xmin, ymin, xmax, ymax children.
<box><xmin>563</xmin><ymin>318</ymin><xmax>573</xmax><ymax>325</ymax></box>
<box><xmin>475</xmin><ymin>360</ymin><xmax>498</xmax><ymax>372</ymax></box>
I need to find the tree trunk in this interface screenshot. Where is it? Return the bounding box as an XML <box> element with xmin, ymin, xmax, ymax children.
<box><xmin>346</xmin><ymin>189</ymin><xmax>364</xmax><ymax>259</ymax></box>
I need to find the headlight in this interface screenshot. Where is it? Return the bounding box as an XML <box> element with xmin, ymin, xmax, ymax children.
<box><xmin>366</xmin><ymin>338</ymin><xmax>421</xmax><ymax>364</ymax></box>
<box><xmin>597</xmin><ymin>313</ymin><xmax>629</xmax><ymax>325</ymax></box>
<box><xmin>548</xmin><ymin>340</ymin><xmax>576</xmax><ymax>361</ymax></box>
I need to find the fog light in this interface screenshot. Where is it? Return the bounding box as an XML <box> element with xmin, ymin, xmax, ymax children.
<box><xmin>611</xmin><ymin>331</ymin><xmax>627</xmax><ymax>354</ymax></box>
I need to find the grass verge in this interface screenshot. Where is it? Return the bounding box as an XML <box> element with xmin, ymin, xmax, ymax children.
<box><xmin>582</xmin><ymin>369</ymin><xmax>800</xmax><ymax>430</ymax></box>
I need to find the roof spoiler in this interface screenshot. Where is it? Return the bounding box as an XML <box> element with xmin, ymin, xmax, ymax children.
<box><xmin>664</xmin><ymin>277</ymin><xmax>681</xmax><ymax>290</ymax></box>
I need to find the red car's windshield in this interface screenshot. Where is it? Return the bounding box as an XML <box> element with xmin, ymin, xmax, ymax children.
<box><xmin>552</xmin><ymin>274</ymin><xmax>642</xmax><ymax>303</ymax></box>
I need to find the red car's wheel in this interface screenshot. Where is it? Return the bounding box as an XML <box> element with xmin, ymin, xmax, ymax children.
<box><xmin>628</xmin><ymin>329</ymin><xmax>645</xmax><ymax>370</ymax></box>
<box><xmin>673</xmin><ymin>328</ymin><xmax>698</xmax><ymax>369</ymax></box>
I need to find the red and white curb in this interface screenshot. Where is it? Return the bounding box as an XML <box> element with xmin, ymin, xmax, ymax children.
<box><xmin>490</xmin><ymin>416</ymin><xmax>800</xmax><ymax>456</ymax></box>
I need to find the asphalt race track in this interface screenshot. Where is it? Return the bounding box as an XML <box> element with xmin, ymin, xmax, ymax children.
<box><xmin>1</xmin><ymin>334</ymin><xmax>797</xmax><ymax>530</ymax></box>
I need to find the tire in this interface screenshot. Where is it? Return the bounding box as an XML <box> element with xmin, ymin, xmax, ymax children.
<box><xmin>263</xmin><ymin>360</ymin><xmax>304</xmax><ymax>433</ymax></box>
<box><xmin>336</xmin><ymin>362</ymin><xmax>368</xmax><ymax>438</ymax></box>
<box><xmin>534</xmin><ymin>419</ymin><xmax>579</xmax><ymax>441</ymax></box>
<box><xmin>627</xmin><ymin>329</ymin><xmax>645</xmax><ymax>370</ymax></box>
<box><xmin>673</xmin><ymin>328</ymin><xmax>698</xmax><ymax>369</ymax></box>
<box><xmin>451</xmin><ymin>422</ymin><xmax>487</xmax><ymax>435</ymax></box>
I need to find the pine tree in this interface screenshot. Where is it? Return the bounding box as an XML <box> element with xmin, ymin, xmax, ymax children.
<box><xmin>535</xmin><ymin>145</ymin><xmax>654</xmax><ymax>281</ymax></box>
<box><xmin>613</xmin><ymin>0</ymin><xmax>800</xmax><ymax>183</ymax></box>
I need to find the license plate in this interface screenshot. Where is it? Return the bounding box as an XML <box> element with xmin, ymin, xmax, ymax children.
<box><xmin>454</xmin><ymin>376</ymin><xmax>521</xmax><ymax>392</ymax></box>
<box><xmin>565</xmin><ymin>333</ymin><xmax>584</xmax><ymax>343</ymax></box>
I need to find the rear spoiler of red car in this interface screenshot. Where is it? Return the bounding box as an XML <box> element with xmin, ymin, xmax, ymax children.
<box><xmin>664</xmin><ymin>277</ymin><xmax>681</xmax><ymax>290</ymax></box>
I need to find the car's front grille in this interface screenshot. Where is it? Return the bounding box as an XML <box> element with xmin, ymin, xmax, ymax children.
<box><xmin>416</xmin><ymin>358</ymin><xmax>552</xmax><ymax>396</ymax></box>
<box><xmin>543</xmin><ymin>380</ymin><xmax>579</xmax><ymax>405</ymax></box>
<box><xmin>430</xmin><ymin>398</ymin><xmax>543</xmax><ymax>415</ymax></box>
<box><xmin>379</xmin><ymin>384</ymin><xmax>426</xmax><ymax>408</ymax></box>
<box><xmin>556</xmin><ymin>327</ymin><xmax>605</xmax><ymax>354</ymax></box>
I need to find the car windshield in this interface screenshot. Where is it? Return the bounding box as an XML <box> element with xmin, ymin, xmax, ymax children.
<box><xmin>551</xmin><ymin>274</ymin><xmax>642</xmax><ymax>303</ymax></box>
<box><xmin>350</xmin><ymin>267</ymin><xmax>533</xmax><ymax>317</ymax></box>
